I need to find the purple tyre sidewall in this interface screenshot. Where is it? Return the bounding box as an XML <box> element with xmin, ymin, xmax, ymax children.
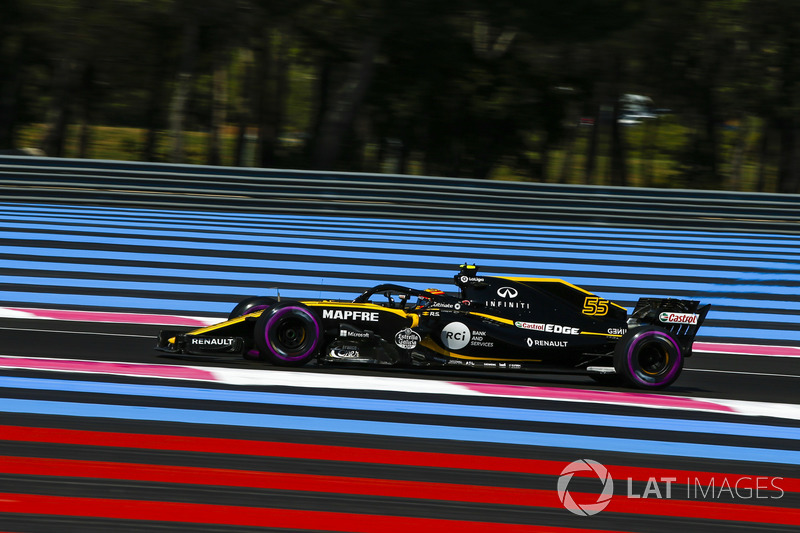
<box><xmin>263</xmin><ymin>306</ymin><xmax>320</xmax><ymax>362</ymax></box>
<box><xmin>626</xmin><ymin>330</ymin><xmax>682</xmax><ymax>387</ymax></box>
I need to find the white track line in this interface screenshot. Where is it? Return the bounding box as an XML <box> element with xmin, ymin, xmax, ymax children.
<box><xmin>1</xmin><ymin>355</ymin><xmax>800</xmax><ymax>422</ymax></box>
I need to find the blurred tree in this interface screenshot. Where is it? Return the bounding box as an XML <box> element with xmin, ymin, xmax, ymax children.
<box><xmin>362</xmin><ymin>0</ymin><xmax>644</xmax><ymax>180</ymax></box>
<box><xmin>139</xmin><ymin>5</ymin><xmax>177</xmax><ymax>162</ymax></box>
<box><xmin>753</xmin><ymin>0</ymin><xmax>800</xmax><ymax>193</ymax></box>
<box><xmin>35</xmin><ymin>0</ymin><xmax>84</xmax><ymax>157</ymax></box>
<box><xmin>6</xmin><ymin>0</ymin><xmax>800</xmax><ymax>192</ymax></box>
<box><xmin>154</xmin><ymin>0</ymin><xmax>251</xmax><ymax>164</ymax></box>
<box><xmin>0</xmin><ymin>0</ymin><xmax>28</xmax><ymax>150</ymax></box>
<box><xmin>167</xmin><ymin>2</ymin><xmax>199</xmax><ymax>163</ymax></box>
<box><xmin>292</xmin><ymin>0</ymin><xmax>385</xmax><ymax>170</ymax></box>
<box><xmin>254</xmin><ymin>25</ymin><xmax>291</xmax><ymax>168</ymax></box>
<box><xmin>227</xmin><ymin>0</ymin><xmax>306</xmax><ymax>168</ymax></box>
<box><xmin>673</xmin><ymin>1</ymin><xmax>740</xmax><ymax>189</ymax></box>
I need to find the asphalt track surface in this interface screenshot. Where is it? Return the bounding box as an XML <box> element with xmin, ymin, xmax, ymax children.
<box><xmin>1</xmin><ymin>201</ymin><xmax>799</xmax><ymax>531</ymax></box>
<box><xmin>2</xmin><ymin>201</ymin><xmax>800</xmax><ymax>345</ymax></box>
<box><xmin>1</xmin><ymin>318</ymin><xmax>799</xmax><ymax>532</ymax></box>
<box><xmin>2</xmin><ymin>318</ymin><xmax>800</xmax><ymax>403</ymax></box>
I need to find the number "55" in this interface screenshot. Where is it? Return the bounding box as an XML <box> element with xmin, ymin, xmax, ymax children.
<box><xmin>582</xmin><ymin>297</ymin><xmax>609</xmax><ymax>316</ymax></box>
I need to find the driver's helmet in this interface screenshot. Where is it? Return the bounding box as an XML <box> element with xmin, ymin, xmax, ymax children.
<box><xmin>415</xmin><ymin>288</ymin><xmax>444</xmax><ymax>309</ymax></box>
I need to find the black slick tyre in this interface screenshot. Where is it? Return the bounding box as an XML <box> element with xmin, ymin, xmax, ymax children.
<box><xmin>613</xmin><ymin>326</ymin><xmax>683</xmax><ymax>390</ymax></box>
<box><xmin>254</xmin><ymin>302</ymin><xmax>320</xmax><ymax>366</ymax></box>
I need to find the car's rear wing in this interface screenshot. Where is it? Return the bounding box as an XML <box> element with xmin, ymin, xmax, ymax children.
<box><xmin>629</xmin><ymin>298</ymin><xmax>711</xmax><ymax>355</ymax></box>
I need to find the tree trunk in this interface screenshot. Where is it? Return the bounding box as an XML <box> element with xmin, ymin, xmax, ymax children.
<box><xmin>756</xmin><ymin>120</ymin><xmax>771</xmax><ymax>192</ymax></box>
<box><xmin>639</xmin><ymin>118</ymin><xmax>658</xmax><ymax>187</ymax></box>
<box><xmin>274</xmin><ymin>32</ymin><xmax>290</xmax><ymax>164</ymax></box>
<box><xmin>254</xmin><ymin>28</ymin><xmax>290</xmax><ymax>168</ymax></box>
<box><xmin>607</xmin><ymin>52</ymin><xmax>627</xmax><ymax>187</ymax></box>
<box><xmin>168</xmin><ymin>17</ymin><xmax>198</xmax><ymax>164</ymax></box>
<box><xmin>143</xmin><ymin>38</ymin><xmax>170</xmax><ymax>162</ymax></box>
<box><xmin>306</xmin><ymin>59</ymin><xmax>331</xmax><ymax>166</ymax></box>
<box><xmin>701</xmin><ymin>85</ymin><xmax>720</xmax><ymax>186</ymax></box>
<box><xmin>76</xmin><ymin>63</ymin><xmax>95</xmax><ymax>159</ymax></box>
<box><xmin>538</xmin><ymin>130</ymin><xmax>551</xmax><ymax>181</ymax></box>
<box><xmin>207</xmin><ymin>53</ymin><xmax>228</xmax><ymax>166</ymax></box>
<box><xmin>776</xmin><ymin>40</ymin><xmax>800</xmax><ymax>193</ymax></box>
<box><xmin>609</xmin><ymin>96</ymin><xmax>627</xmax><ymax>187</ymax></box>
<box><xmin>233</xmin><ymin>49</ymin><xmax>255</xmax><ymax>167</ymax></box>
<box><xmin>558</xmin><ymin>124</ymin><xmax>580</xmax><ymax>183</ymax></box>
<box><xmin>584</xmin><ymin>103</ymin><xmax>601</xmax><ymax>184</ymax></box>
<box><xmin>40</xmin><ymin>58</ymin><xmax>76</xmax><ymax>157</ymax></box>
<box><xmin>0</xmin><ymin>34</ymin><xmax>25</xmax><ymax>150</ymax></box>
<box><xmin>311</xmin><ymin>34</ymin><xmax>380</xmax><ymax>169</ymax></box>
<box><xmin>728</xmin><ymin>116</ymin><xmax>750</xmax><ymax>191</ymax></box>
<box><xmin>254</xmin><ymin>28</ymin><xmax>276</xmax><ymax>168</ymax></box>
<box><xmin>777</xmin><ymin>117</ymin><xmax>800</xmax><ymax>193</ymax></box>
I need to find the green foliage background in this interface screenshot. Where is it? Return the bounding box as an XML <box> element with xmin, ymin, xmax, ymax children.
<box><xmin>1</xmin><ymin>0</ymin><xmax>798</xmax><ymax>193</ymax></box>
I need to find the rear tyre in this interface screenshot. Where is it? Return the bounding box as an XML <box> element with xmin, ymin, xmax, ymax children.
<box><xmin>614</xmin><ymin>326</ymin><xmax>683</xmax><ymax>390</ymax></box>
<box><xmin>254</xmin><ymin>302</ymin><xmax>320</xmax><ymax>366</ymax></box>
<box><xmin>228</xmin><ymin>296</ymin><xmax>277</xmax><ymax>320</ymax></box>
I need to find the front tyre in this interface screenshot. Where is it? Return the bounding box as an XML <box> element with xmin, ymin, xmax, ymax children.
<box><xmin>614</xmin><ymin>326</ymin><xmax>683</xmax><ymax>390</ymax></box>
<box><xmin>228</xmin><ymin>296</ymin><xmax>277</xmax><ymax>320</ymax></box>
<box><xmin>254</xmin><ymin>302</ymin><xmax>320</xmax><ymax>366</ymax></box>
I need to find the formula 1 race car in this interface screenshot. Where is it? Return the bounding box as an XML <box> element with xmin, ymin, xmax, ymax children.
<box><xmin>156</xmin><ymin>265</ymin><xmax>710</xmax><ymax>389</ymax></box>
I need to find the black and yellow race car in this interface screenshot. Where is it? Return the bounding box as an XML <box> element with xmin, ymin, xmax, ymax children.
<box><xmin>156</xmin><ymin>265</ymin><xmax>710</xmax><ymax>389</ymax></box>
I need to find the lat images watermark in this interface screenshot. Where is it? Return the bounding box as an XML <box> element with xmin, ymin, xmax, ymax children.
<box><xmin>557</xmin><ymin>459</ymin><xmax>785</xmax><ymax>516</ymax></box>
<box><xmin>557</xmin><ymin>459</ymin><xmax>614</xmax><ymax>516</ymax></box>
